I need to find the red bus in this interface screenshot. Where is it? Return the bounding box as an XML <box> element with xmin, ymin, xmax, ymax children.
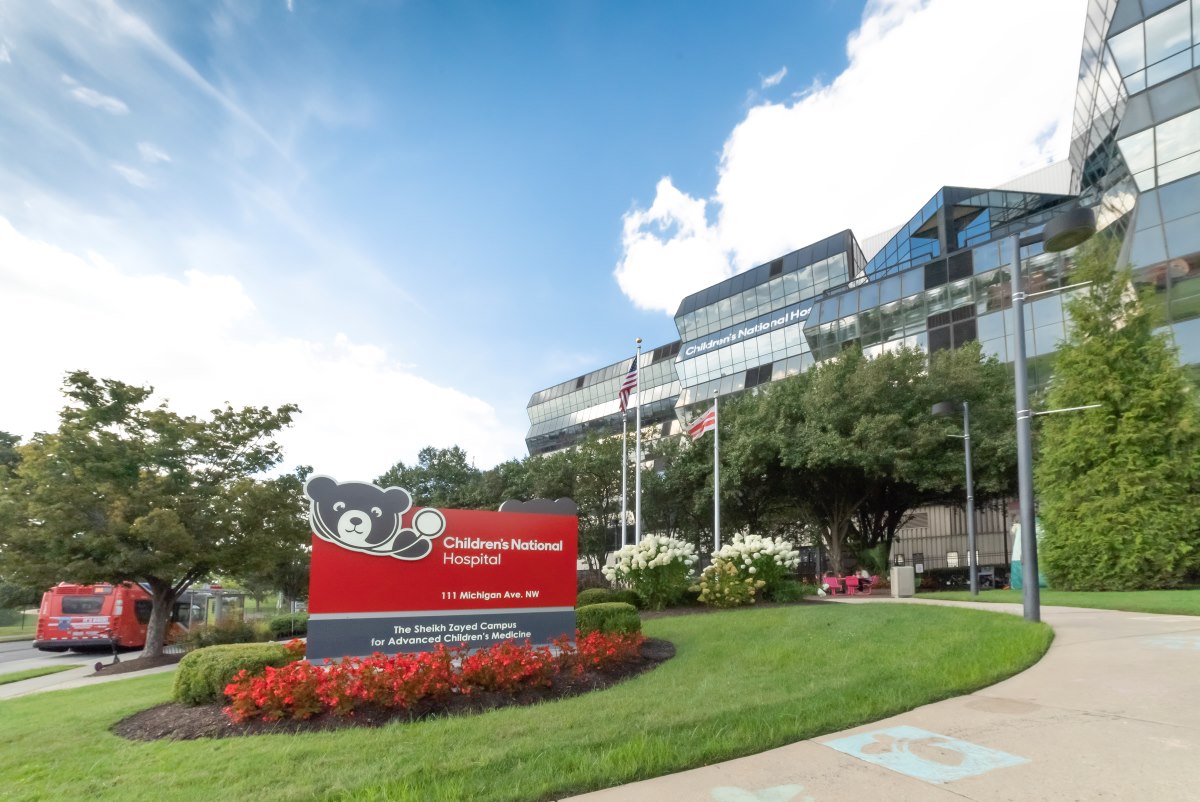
<box><xmin>33</xmin><ymin>582</ymin><xmax>178</xmax><ymax>652</ymax></box>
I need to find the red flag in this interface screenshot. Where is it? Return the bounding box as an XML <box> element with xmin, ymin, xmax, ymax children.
<box><xmin>618</xmin><ymin>358</ymin><xmax>638</xmax><ymax>412</ymax></box>
<box><xmin>688</xmin><ymin>406</ymin><xmax>717</xmax><ymax>440</ymax></box>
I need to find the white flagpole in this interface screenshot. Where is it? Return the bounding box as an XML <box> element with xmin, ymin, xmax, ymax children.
<box><xmin>621</xmin><ymin>409</ymin><xmax>628</xmax><ymax>546</ymax></box>
<box><xmin>713</xmin><ymin>391</ymin><xmax>720</xmax><ymax>554</ymax></box>
<box><xmin>634</xmin><ymin>338</ymin><xmax>643</xmax><ymax>544</ymax></box>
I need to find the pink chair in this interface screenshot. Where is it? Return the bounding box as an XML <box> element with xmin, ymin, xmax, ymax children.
<box><xmin>844</xmin><ymin>576</ymin><xmax>860</xmax><ymax>595</ymax></box>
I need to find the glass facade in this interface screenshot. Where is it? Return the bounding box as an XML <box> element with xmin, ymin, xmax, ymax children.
<box><xmin>525</xmin><ymin>0</ymin><xmax>1200</xmax><ymax>454</ymax></box>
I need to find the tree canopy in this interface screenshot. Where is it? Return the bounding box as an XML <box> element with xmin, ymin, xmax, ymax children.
<box><xmin>1036</xmin><ymin>236</ymin><xmax>1200</xmax><ymax>589</ymax></box>
<box><xmin>0</xmin><ymin>372</ymin><xmax>303</xmax><ymax>656</ymax></box>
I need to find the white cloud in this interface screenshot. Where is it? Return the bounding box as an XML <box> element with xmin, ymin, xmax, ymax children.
<box><xmin>614</xmin><ymin>178</ymin><xmax>731</xmax><ymax>315</ymax></box>
<box><xmin>761</xmin><ymin>66</ymin><xmax>787</xmax><ymax>89</ymax></box>
<box><xmin>61</xmin><ymin>74</ymin><xmax>129</xmax><ymax>115</ymax></box>
<box><xmin>0</xmin><ymin>217</ymin><xmax>524</xmax><ymax>479</ymax></box>
<box><xmin>0</xmin><ymin>42</ymin><xmax>11</xmax><ymax>63</ymax></box>
<box><xmin>615</xmin><ymin>0</ymin><xmax>1088</xmax><ymax>314</ymax></box>
<box><xmin>137</xmin><ymin>142</ymin><xmax>171</xmax><ymax>164</ymax></box>
<box><xmin>112</xmin><ymin>163</ymin><xmax>152</xmax><ymax>188</ymax></box>
<box><xmin>286</xmin><ymin>0</ymin><xmax>295</xmax><ymax>11</ymax></box>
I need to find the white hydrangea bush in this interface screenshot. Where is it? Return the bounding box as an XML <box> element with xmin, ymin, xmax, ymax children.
<box><xmin>602</xmin><ymin>535</ymin><xmax>698</xmax><ymax>609</ymax></box>
<box><xmin>713</xmin><ymin>533</ymin><xmax>800</xmax><ymax>599</ymax></box>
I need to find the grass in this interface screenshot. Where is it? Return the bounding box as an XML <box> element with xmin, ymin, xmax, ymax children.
<box><xmin>0</xmin><ymin>622</ymin><xmax>35</xmax><ymax>638</ymax></box>
<box><xmin>0</xmin><ymin>665</ymin><xmax>79</xmax><ymax>686</ymax></box>
<box><xmin>919</xmin><ymin>588</ymin><xmax>1200</xmax><ymax>616</ymax></box>
<box><xmin>0</xmin><ymin>604</ymin><xmax>1051</xmax><ymax>802</ymax></box>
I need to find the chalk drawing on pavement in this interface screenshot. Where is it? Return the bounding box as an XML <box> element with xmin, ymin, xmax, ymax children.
<box><xmin>1146</xmin><ymin>634</ymin><xmax>1200</xmax><ymax>651</ymax></box>
<box><xmin>710</xmin><ymin>784</ymin><xmax>812</xmax><ymax>802</ymax></box>
<box><xmin>822</xmin><ymin>725</ymin><xmax>1028</xmax><ymax>784</ymax></box>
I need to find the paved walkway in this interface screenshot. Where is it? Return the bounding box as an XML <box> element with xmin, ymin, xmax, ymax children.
<box><xmin>564</xmin><ymin>597</ymin><xmax>1200</xmax><ymax>802</ymax></box>
<box><xmin>0</xmin><ymin>653</ymin><xmax>178</xmax><ymax>701</ymax></box>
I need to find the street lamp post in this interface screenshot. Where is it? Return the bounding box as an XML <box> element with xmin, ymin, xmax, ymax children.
<box><xmin>1010</xmin><ymin>207</ymin><xmax>1096</xmax><ymax>623</ymax></box>
<box><xmin>932</xmin><ymin>400</ymin><xmax>977</xmax><ymax>596</ymax></box>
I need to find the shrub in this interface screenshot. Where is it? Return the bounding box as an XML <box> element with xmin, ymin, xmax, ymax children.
<box><xmin>696</xmin><ymin>558</ymin><xmax>759</xmax><ymax>608</ymax></box>
<box><xmin>267</xmin><ymin>612</ymin><xmax>309</xmax><ymax>638</ymax></box>
<box><xmin>575</xmin><ymin>588</ymin><xmax>613</xmax><ymax>608</ymax></box>
<box><xmin>610</xmin><ymin>589</ymin><xmax>643</xmax><ymax>609</ymax></box>
<box><xmin>181</xmin><ymin>620</ymin><xmax>266</xmax><ymax>651</ymax></box>
<box><xmin>713</xmin><ymin>534</ymin><xmax>801</xmax><ymax>600</ymax></box>
<box><xmin>601</xmin><ymin>535</ymin><xmax>697</xmax><ymax>609</ymax></box>
<box><xmin>174</xmin><ymin>642</ymin><xmax>297</xmax><ymax>705</ymax></box>
<box><xmin>575</xmin><ymin>602</ymin><xmax>641</xmax><ymax>636</ymax></box>
<box><xmin>766</xmin><ymin>580</ymin><xmax>812</xmax><ymax>603</ymax></box>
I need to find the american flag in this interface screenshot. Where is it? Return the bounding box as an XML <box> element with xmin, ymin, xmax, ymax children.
<box><xmin>688</xmin><ymin>405</ymin><xmax>717</xmax><ymax>440</ymax></box>
<box><xmin>618</xmin><ymin>358</ymin><xmax>638</xmax><ymax>412</ymax></box>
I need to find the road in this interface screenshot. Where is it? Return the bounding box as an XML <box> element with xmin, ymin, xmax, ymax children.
<box><xmin>0</xmin><ymin>638</ymin><xmax>109</xmax><ymax>670</ymax></box>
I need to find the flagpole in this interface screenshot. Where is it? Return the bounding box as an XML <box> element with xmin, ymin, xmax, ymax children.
<box><xmin>634</xmin><ymin>338</ymin><xmax>643</xmax><ymax>544</ymax></box>
<box><xmin>713</xmin><ymin>389</ymin><xmax>720</xmax><ymax>554</ymax></box>
<box><xmin>621</xmin><ymin>410</ymin><xmax>628</xmax><ymax>546</ymax></box>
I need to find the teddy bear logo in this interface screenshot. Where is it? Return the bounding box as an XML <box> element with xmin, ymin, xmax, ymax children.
<box><xmin>304</xmin><ymin>475</ymin><xmax>447</xmax><ymax>560</ymax></box>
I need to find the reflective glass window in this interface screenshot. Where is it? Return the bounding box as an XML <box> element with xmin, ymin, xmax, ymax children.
<box><xmin>901</xmin><ymin>295</ymin><xmax>925</xmax><ymax>331</ymax></box>
<box><xmin>1146</xmin><ymin>3</ymin><xmax>1192</xmax><ymax>66</ymax></box>
<box><xmin>1160</xmin><ymin>151</ymin><xmax>1200</xmax><ymax>184</ymax></box>
<box><xmin>1148</xmin><ymin>50</ymin><xmax>1192</xmax><ymax>85</ymax></box>
<box><xmin>879</xmin><ymin>301</ymin><xmax>901</xmax><ymax>339</ymax></box>
<box><xmin>1159</xmin><ymin>172</ymin><xmax>1200</xmax><ymax>220</ymax></box>
<box><xmin>949</xmin><ymin>278</ymin><xmax>973</xmax><ymax>309</ymax></box>
<box><xmin>839</xmin><ymin>291</ymin><xmax>858</xmax><ymax>318</ymax></box>
<box><xmin>925</xmin><ymin>285</ymin><xmax>950</xmax><ymax>317</ymax></box>
<box><xmin>973</xmin><ymin>242</ymin><xmax>1000</xmax><ymax>274</ymax></box>
<box><xmin>1165</xmin><ymin>211</ymin><xmax>1200</xmax><ymax>256</ymax></box>
<box><xmin>1109</xmin><ymin>25</ymin><xmax>1145</xmax><ymax>76</ymax></box>
<box><xmin>1131</xmin><ymin>225</ymin><xmax>1170</xmax><ymax>268</ymax></box>
<box><xmin>1157</xmin><ymin>108</ymin><xmax>1200</xmax><ymax>164</ymax></box>
<box><xmin>1137</xmin><ymin>190</ymin><xmax>1165</xmax><ymax>229</ymax></box>
<box><xmin>1118</xmin><ymin>128</ymin><xmax>1157</xmax><ymax>174</ymax></box>
<box><xmin>879</xmin><ymin>276</ymin><xmax>901</xmax><ymax>304</ymax></box>
<box><xmin>901</xmin><ymin>269</ymin><xmax>923</xmax><ymax>298</ymax></box>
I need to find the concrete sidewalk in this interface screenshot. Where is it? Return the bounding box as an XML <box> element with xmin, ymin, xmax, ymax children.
<box><xmin>0</xmin><ymin>655</ymin><xmax>178</xmax><ymax>701</ymax></box>
<box><xmin>563</xmin><ymin>598</ymin><xmax>1200</xmax><ymax>802</ymax></box>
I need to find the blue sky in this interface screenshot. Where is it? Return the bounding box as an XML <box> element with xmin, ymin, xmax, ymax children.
<box><xmin>0</xmin><ymin>0</ymin><xmax>1086</xmax><ymax>477</ymax></box>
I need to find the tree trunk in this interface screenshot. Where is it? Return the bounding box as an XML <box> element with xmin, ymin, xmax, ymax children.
<box><xmin>142</xmin><ymin>578</ymin><xmax>178</xmax><ymax>658</ymax></box>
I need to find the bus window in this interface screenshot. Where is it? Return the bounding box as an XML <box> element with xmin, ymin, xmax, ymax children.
<box><xmin>61</xmin><ymin>596</ymin><xmax>105</xmax><ymax>615</ymax></box>
<box><xmin>134</xmin><ymin>600</ymin><xmax>153</xmax><ymax>624</ymax></box>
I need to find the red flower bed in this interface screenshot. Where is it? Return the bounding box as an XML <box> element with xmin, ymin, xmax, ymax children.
<box><xmin>224</xmin><ymin>631</ymin><xmax>645</xmax><ymax>723</ymax></box>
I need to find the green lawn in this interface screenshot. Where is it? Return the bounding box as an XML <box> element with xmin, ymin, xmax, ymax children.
<box><xmin>0</xmin><ymin>604</ymin><xmax>1051</xmax><ymax>802</ymax></box>
<box><xmin>0</xmin><ymin>621</ymin><xmax>36</xmax><ymax>638</ymax></box>
<box><xmin>0</xmin><ymin>665</ymin><xmax>79</xmax><ymax>686</ymax></box>
<box><xmin>919</xmin><ymin>588</ymin><xmax>1200</xmax><ymax>616</ymax></box>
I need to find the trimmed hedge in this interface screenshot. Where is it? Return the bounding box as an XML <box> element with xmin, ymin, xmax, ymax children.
<box><xmin>575</xmin><ymin>602</ymin><xmax>640</xmax><ymax>636</ymax></box>
<box><xmin>575</xmin><ymin>588</ymin><xmax>613</xmax><ymax>608</ymax></box>
<box><xmin>610</xmin><ymin>589</ymin><xmax>643</xmax><ymax>609</ymax></box>
<box><xmin>180</xmin><ymin>620</ymin><xmax>265</xmax><ymax>651</ymax></box>
<box><xmin>267</xmin><ymin>612</ymin><xmax>309</xmax><ymax>638</ymax></box>
<box><xmin>173</xmin><ymin>642</ymin><xmax>294</xmax><ymax>705</ymax></box>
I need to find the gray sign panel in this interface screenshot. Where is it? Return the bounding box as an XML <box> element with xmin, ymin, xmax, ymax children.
<box><xmin>306</xmin><ymin>608</ymin><xmax>576</xmax><ymax>660</ymax></box>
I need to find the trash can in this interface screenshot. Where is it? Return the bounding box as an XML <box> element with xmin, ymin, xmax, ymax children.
<box><xmin>890</xmin><ymin>566</ymin><xmax>915</xmax><ymax>598</ymax></box>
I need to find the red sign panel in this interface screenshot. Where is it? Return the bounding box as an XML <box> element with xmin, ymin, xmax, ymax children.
<box><xmin>304</xmin><ymin>477</ymin><xmax>577</xmax><ymax>660</ymax></box>
<box><xmin>309</xmin><ymin>507</ymin><xmax>578</xmax><ymax>612</ymax></box>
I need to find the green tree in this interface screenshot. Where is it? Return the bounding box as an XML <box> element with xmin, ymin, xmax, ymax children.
<box><xmin>1037</xmin><ymin>236</ymin><xmax>1200</xmax><ymax>589</ymax></box>
<box><xmin>377</xmin><ymin>446</ymin><xmax>482</xmax><ymax>509</ymax></box>
<box><xmin>0</xmin><ymin>372</ymin><xmax>302</xmax><ymax>656</ymax></box>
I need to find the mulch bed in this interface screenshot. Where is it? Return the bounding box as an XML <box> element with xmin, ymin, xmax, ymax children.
<box><xmin>92</xmin><ymin>653</ymin><xmax>184</xmax><ymax>676</ymax></box>
<box><xmin>111</xmin><ymin>637</ymin><xmax>675</xmax><ymax>741</ymax></box>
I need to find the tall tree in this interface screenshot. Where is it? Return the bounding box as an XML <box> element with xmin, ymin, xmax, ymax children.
<box><xmin>377</xmin><ymin>446</ymin><xmax>481</xmax><ymax>509</ymax></box>
<box><xmin>1037</xmin><ymin>236</ymin><xmax>1200</xmax><ymax>589</ymax></box>
<box><xmin>0</xmin><ymin>372</ymin><xmax>302</xmax><ymax>656</ymax></box>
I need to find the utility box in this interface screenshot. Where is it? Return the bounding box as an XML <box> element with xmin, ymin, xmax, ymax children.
<box><xmin>890</xmin><ymin>566</ymin><xmax>915</xmax><ymax>598</ymax></box>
